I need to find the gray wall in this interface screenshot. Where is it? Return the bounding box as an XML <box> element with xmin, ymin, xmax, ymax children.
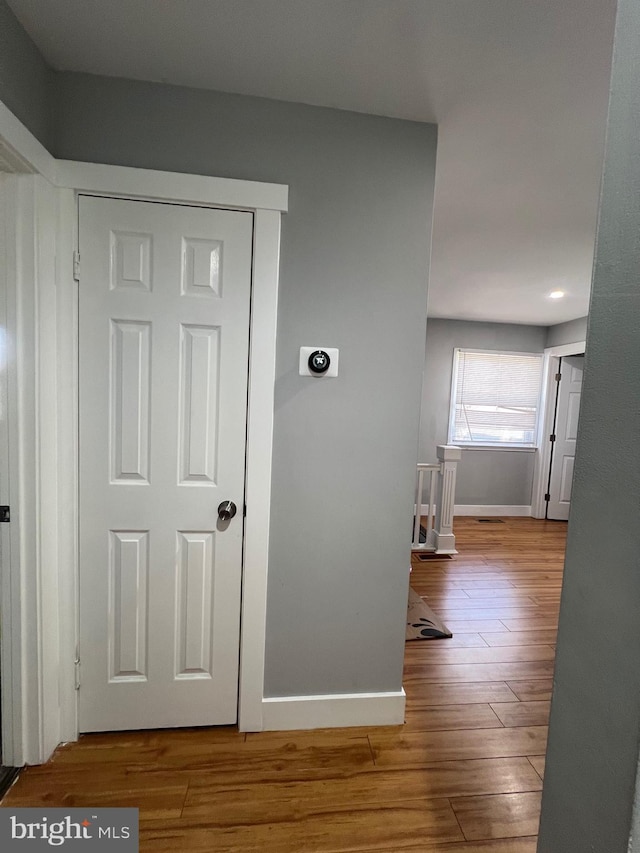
<box><xmin>51</xmin><ymin>72</ymin><xmax>437</xmax><ymax>698</ymax></box>
<box><xmin>538</xmin><ymin>0</ymin><xmax>640</xmax><ymax>849</ymax></box>
<box><xmin>0</xmin><ymin>0</ymin><xmax>53</xmax><ymax>147</ymax></box>
<box><xmin>545</xmin><ymin>316</ymin><xmax>588</xmax><ymax>348</ymax></box>
<box><xmin>419</xmin><ymin>318</ymin><xmax>546</xmax><ymax>506</ymax></box>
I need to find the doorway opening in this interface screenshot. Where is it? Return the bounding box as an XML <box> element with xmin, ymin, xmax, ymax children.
<box><xmin>0</xmin><ymin>113</ymin><xmax>287</xmax><ymax>763</ymax></box>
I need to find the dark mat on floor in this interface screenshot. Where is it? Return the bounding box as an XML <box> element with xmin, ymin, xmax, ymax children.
<box><xmin>406</xmin><ymin>588</ymin><xmax>452</xmax><ymax>641</ymax></box>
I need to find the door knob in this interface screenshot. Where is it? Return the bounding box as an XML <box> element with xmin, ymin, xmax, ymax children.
<box><xmin>217</xmin><ymin>501</ymin><xmax>237</xmax><ymax>522</ymax></box>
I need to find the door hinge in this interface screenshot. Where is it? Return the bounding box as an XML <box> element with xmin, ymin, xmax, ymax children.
<box><xmin>0</xmin><ymin>506</ymin><xmax>10</xmax><ymax>523</ymax></box>
<box><xmin>544</xmin><ymin>493</ymin><xmax>551</xmax><ymax>502</ymax></box>
<box><xmin>73</xmin><ymin>251</ymin><xmax>81</xmax><ymax>281</ymax></box>
<box><xmin>555</xmin><ymin>372</ymin><xmax>562</xmax><ymax>382</ymax></box>
<box><xmin>549</xmin><ymin>434</ymin><xmax>556</xmax><ymax>442</ymax></box>
<box><xmin>74</xmin><ymin>657</ymin><xmax>81</xmax><ymax>690</ymax></box>
<box><xmin>243</xmin><ymin>503</ymin><xmax>247</xmax><ymax>518</ymax></box>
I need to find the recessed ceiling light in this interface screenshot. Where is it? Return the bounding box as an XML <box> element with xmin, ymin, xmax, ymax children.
<box><xmin>549</xmin><ymin>290</ymin><xmax>565</xmax><ymax>299</ymax></box>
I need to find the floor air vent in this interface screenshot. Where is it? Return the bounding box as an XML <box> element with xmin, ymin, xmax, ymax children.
<box><xmin>415</xmin><ymin>552</ymin><xmax>453</xmax><ymax>561</ymax></box>
<box><xmin>477</xmin><ymin>518</ymin><xmax>505</xmax><ymax>523</ymax></box>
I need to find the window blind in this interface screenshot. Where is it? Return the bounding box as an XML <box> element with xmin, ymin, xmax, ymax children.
<box><xmin>449</xmin><ymin>350</ymin><xmax>544</xmax><ymax>447</ymax></box>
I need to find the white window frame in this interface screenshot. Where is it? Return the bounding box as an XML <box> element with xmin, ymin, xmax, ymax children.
<box><xmin>447</xmin><ymin>348</ymin><xmax>544</xmax><ymax>451</ymax></box>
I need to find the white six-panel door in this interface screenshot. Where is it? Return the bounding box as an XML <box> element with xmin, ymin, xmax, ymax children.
<box><xmin>547</xmin><ymin>355</ymin><xmax>584</xmax><ymax>521</ymax></box>
<box><xmin>78</xmin><ymin>196</ymin><xmax>253</xmax><ymax>731</ymax></box>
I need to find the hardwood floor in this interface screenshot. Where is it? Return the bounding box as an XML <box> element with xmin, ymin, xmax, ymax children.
<box><xmin>1</xmin><ymin>516</ymin><xmax>565</xmax><ymax>851</ymax></box>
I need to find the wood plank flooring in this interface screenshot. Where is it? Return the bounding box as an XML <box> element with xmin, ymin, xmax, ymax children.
<box><xmin>1</xmin><ymin>516</ymin><xmax>565</xmax><ymax>851</ymax></box>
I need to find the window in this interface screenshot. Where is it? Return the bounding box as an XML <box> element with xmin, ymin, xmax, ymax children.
<box><xmin>448</xmin><ymin>349</ymin><xmax>544</xmax><ymax>448</ymax></box>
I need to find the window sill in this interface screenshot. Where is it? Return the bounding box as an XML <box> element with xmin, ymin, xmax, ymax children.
<box><xmin>453</xmin><ymin>445</ymin><xmax>538</xmax><ymax>453</ymax></box>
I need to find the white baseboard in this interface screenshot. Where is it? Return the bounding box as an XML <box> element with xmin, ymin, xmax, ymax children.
<box><xmin>260</xmin><ymin>689</ymin><xmax>406</xmax><ymax>731</ymax></box>
<box><xmin>454</xmin><ymin>504</ymin><xmax>532</xmax><ymax>517</ymax></box>
<box><xmin>417</xmin><ymin>503</ymin><xmax>532</xmax><ymax>517</ymax></box>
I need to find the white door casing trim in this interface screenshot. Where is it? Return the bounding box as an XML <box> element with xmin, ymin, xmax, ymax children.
<box><xmin>0</xmin><ymin>174</ymin><xmax>63</xmax><ymax>766</ymax></box>
<box><xmin>0</xmin><ymin>175</ymin><xmax>25</xmax><ymax>768</ymax></box>
<box><xmin>0</xmin><ymin>101</ymin><xmax>55</xmax><ymax>180</ymax></box>
<box><xmin>543</xmin><ymin>341</ymin><xmax>587</xmax><ymax>358</ymax></box>
<box><xmin>56</xmin><ymin>161</ymin><xmax>288</xmax><ymax>213</ymax></box>
<box><xmin>0</xmin><ymin>100</ymin><xmax>287</xmax><ymax>762</ymax></box>
<box><xmin>531</xmin><ymin>341</ymin><xmax>586</xmax><ymax>519</ymax></box>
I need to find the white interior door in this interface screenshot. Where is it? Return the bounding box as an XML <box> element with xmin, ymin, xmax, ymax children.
<box><xmin>547</xmin><ymin>355</ymin><xmax>584</xmax><ymax>521</ymax></box>
<box><xmin>78</xmin><ymin>196</ymin><xmax>253</xmax><ymax>732</ymax></box>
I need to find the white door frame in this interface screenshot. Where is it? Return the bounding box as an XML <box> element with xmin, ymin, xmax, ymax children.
<box><xmin>0</xmin><ymin>99</ymin><xmax>287</xmax><ymax>764</ymax></box>
<box><xmin>531</xmin><ymin>340</ymin><xmax>586</xmax><ymax>519</ymax></box>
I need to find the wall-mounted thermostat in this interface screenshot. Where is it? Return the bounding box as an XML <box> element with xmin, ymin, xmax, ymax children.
<box><xmin>299</xmin><ymin>346</ymin><xmax>339</xmax><ymax>377</ymax></box>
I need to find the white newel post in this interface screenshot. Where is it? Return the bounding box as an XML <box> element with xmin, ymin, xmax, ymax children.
<box><xmin>433</xmin><ymin>445</ymin><xmax>461</xmax><ymax>554</ymax></box>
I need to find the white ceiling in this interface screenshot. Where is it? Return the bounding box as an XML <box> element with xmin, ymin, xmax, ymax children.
<box><xmin>8</xmin><ymin>0</ymin><xmax>617</xmax><ymax>325</ymax></box>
